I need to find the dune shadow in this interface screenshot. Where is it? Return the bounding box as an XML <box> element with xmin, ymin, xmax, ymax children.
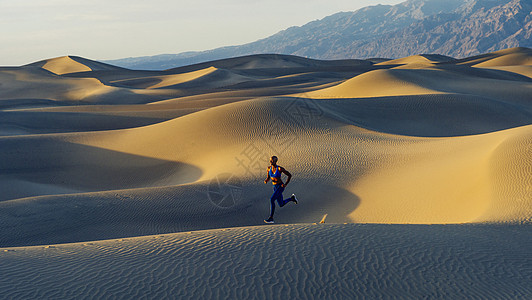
<box><xmin>109</xmin><ymin>77</ymin><xmax>163</xmax><ymax>89</ymax></box>
<box><xmin>0</xmin><ymin>177</ymin><xmax>360</xmax><ymax>247</ymax></box>
<box><xmin>203</xmin><ymin>179</ymin><xmax>361</xmax><ymax>225</ymax></box>
<box><xmin>281</xmin><ymin>181</ymin><xmax>360</xmax><ymax>224</ymax></box>
<box><xmin>313</xmin><ymin>94</ymin><xmax>532</xmax><ymax>137</ymax></box>
<box><xmin>150</xmin><ymin>179</ymin><xmax>362</xmax><ymax>228</ymax></box>
<box><xmin>0</xmin><ymin>98</ymin><xmax>72</xmax><ymax>110</ymax></box>
<box><xmin>432</xmin><ymin>64</ymin><xmax>532</xmax><ymax>82</ymax></box>
<box><xmin>0</xmin><ymin>140</ymin><xmax>202</xmax><ymax>202</ymax></box>
<box><xmin>0</xmin><ymin>111</ymin><xmax>172</xmax><ymax>136</ymax></box>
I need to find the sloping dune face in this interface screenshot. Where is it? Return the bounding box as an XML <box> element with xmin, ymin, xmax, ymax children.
<box><xmin>0</xmin><ymin>49</ymin><xmax>531</xmax><ymax>247</ymax></box>
<box><xmin>41</xmin><ymin>56</ymin><xmax>92</xmax><ymax>75</ymax></box>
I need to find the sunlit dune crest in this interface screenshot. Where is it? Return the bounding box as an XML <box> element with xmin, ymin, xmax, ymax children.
<box><xmin>42</xmin><ymin>56</ymin><xmax>92</xmax><ymax>75</ymax></box>
<box><xmin>299</xmin><ymin>69</ymin><xmax>446</xmax><ymax>98</ymax></box>
<box><xmin>1</xmin><ymin>47</ymin><xmax>531</xmax><ymax>298</ymax></box>
<box><xmin>376</xmin><ymin>54</ymin><xmax>455</xmax><ymax>66</ymax></box>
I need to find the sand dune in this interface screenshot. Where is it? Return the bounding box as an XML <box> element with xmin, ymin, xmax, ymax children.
<box><xmin>0</xmin><ymin>66</ymin><xmax>166</xmax><ymax>106</ymax></box>
<box><xmin>377</xmin><ymin>54</ymin><xmax>454</xmax><ymax>65</ymax></box>
<box><xmin>299</xmin><ymin>69</ymin><xmax>445</xmax><ymax>98</ymax></box>
<box><xmin>300</xmin><ymin>66</ymin><xmax>532</xmax><ymax>101</ymax></box>
<box><xmin>1</xmin><ymin>47</ymin><xmax>531</xmax><ymax>298</ymax></box>
<box><xmin>41</xmin><ymin>56</ymin><xmax>92</xmax><ymax>75</ymax></box>
<box><xmin>1</xmin><ymin>224</ymin><xmax>531</xmax><ymax>299</ymax></box>
<box><xmin>113</xmin><ymin>66</ymin><xmax>218</xmax><ymax>89</ymax></box>
<box><xmin>480</xmin><ymin>65</ymin><xmax>532</xmax><ymax>79</ymax></box>
<box><xmin>26</xmin><ymin>55</ymin><xmax>126</xmax><ymax>75</ymax></box>
<box><xmin>166</xmin><ymin>53</ymin><xmax>372</xmax><ymax>72</ymax></box>
<box><xmin>454</xmin><ymin>47</ymin><xmax>532</xmax><ymax>67</ymax></box>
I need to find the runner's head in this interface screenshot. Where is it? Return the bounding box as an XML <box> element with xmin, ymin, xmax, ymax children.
<box><xmin>270</xmin><ymin>156</ymin><xmax>278</xmax><ymax>165</ymax></box>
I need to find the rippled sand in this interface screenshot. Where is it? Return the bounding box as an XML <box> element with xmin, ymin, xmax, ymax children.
<box><xmin>1</xmin><ymin>48</ymin><xmax>531</xmax><ymax>298</ymax></box>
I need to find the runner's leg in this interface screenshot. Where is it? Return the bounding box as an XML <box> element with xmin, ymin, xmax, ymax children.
<box><xmin>276</xmin><ymin>186</ymin><xmax>292</xmax><ymax>207</ymax></box>
<box><xmin>269</xmin><ymin>185</ymin><xmax>283</xmax><ymax>218</ymax></box>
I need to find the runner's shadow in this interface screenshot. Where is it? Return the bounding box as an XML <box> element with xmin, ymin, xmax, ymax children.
<box><xmin>271</xmin><ymin>181</ymin><xmax>360</xmax><ymax>224</ymax></box>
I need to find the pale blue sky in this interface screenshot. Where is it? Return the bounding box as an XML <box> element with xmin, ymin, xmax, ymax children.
<box><xmin>0</xmin><ymin>0</ymin><xmax>404</xmax><ymax>65</ymax></box>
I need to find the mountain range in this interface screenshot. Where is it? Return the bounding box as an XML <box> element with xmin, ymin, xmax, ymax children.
<box><xmin>104</xmin><ymin>0</ymin><xmax>532</xmax><ymax>70</ymax></box>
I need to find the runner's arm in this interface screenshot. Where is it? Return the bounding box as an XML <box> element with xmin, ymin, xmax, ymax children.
<box><xmin>264</xmin><ymin>168</ymin><xmax>271</xmax><ymax>184</ymax></box>
<box><xmin>282</xmin><ymin>168</ymin><xmax>292</xmax><ymax>186</ymax></box>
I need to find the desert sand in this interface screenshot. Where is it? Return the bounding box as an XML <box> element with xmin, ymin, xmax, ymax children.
<box><xmin>1</xmin><ymin>48</ymin><xmax>531</xmax><ymax>299</ymax></box>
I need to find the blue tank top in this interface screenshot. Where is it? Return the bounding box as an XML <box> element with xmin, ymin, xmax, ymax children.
<box><xmin>269</xmin><ymin>165</ymin><xmax>282</xmax><ymax>184</ymax></box>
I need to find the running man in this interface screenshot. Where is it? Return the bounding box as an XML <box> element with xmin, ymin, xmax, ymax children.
<box><xmin>263</xmin><ymin>156</ymin><xmax>298</xmax><ymax>223</ymax></box>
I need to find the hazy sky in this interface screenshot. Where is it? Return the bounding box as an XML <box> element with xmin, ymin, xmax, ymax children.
<box><xmin>0</xmin><ymin>0</ymin><xmax>404</xmax><ymax>65</ymax></box>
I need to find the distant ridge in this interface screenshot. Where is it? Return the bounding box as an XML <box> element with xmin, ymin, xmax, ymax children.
<box><xmin>103</xmin><ymin>0</ymin><xmax>532</xmax><ymax>70</ymax></box>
